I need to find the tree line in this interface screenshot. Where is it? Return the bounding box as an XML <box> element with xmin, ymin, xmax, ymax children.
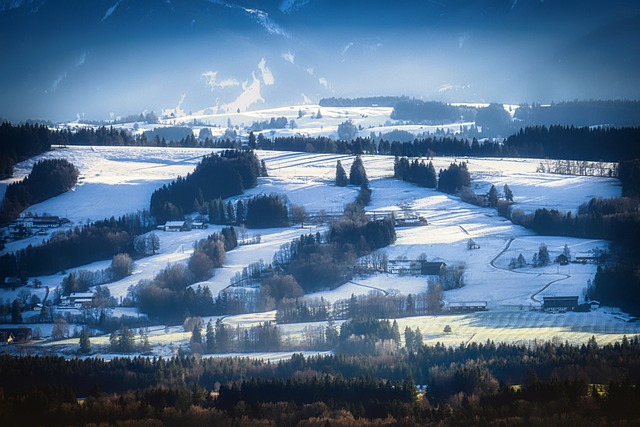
<box><xmin>514</xmin><ymin>100</ymin><xmax>640</xmax><ymax>128</ymax></box>
<box><xmin>0</xmin><ymin>210</ymin><xmax>155</xmax><ymax>281</ymax></box>
<box><xmin>0</xmin><ymin>158</ymin><xmax>79</xmax><ymax>224</ymax></box>
<box><xmin>2</xmin><ymin>337</ymin><xmax>640</xmax><ymax>425</ymax></box>
<box><xmin>0</xmin><ymin>122</ymin><xmax>54</xmax><ymax>179</ymax></box>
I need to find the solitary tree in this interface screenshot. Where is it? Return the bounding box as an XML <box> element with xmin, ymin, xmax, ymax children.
<box><xmin>290</xmin><ymin>204</ymin><xmax>308</xmax><ymax>227</ymax></box>
<box><xmin>79</xmin><ymin>327</ymin><xmax>91</xmax><ymax>353</ymax></box>
<box><xmin>110</xmin><ymin>253</ymin><xmax>133</xmax><ymax>280</ymax></box>
<box><xmin>52</xmin><ymin>317</ymin><xmax>69</xmax><ymax>340</ymax></box>
<box><xmin>488</xmin><ymin>185</ymin><xmax>499</xmax><ymax>208</ymax></box>
<box><xmin>148</xmin><ymin>233</ymin><xmax>160</xmax><ymax>255</ymax></box>
<box><xmin>504</xmin><ymin>184</ymin><xmax>514</xmax><ymax>203</ymax></box>
<box><xmin>538</xmin><ymin>243</ymin><xmax>550</xmax><ymax>266</ymax></box>
<box><xmin>335</xmin><ymin>160</ymin><xmax>348</xmax><ymax>187</ymax></box>
<box><xmin>349</xmin><ymin>156</ymin><xmax>368</xmax><ymax>186</ymax></box>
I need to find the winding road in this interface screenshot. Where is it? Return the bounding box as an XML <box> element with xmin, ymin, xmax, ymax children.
<box><xmin>490</xmin><ymin>237</ymin><xmax>571</xmax><ymax>304</ymax></box>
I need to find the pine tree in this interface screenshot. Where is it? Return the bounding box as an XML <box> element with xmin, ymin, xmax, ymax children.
<box><xmin>413</xmin><ymin>327</ymin><xmax>424</xmax><ymax>348</ymax></box>
<box><xmin>488</xmin><ymin>185</ymin><xmax>499</xmax><ymax>207</ymax></box>
<box><xmin>516</xmin><ymin>253</ymin><xmax>526</xmax><ymax>268</ymax></box>
<box><xmin>404</xmin><ymin>327</ymin><xmax>415</xmax><ymax>353</ymax></box>
<box><xmin>206</xmin><ymin>320</ymin><xmax>215</xmax><ymax>353</ymax></box>
<box><xmin>236</xmin><ymin>200</ymin><xmax>246</xmax><ymax>224</ymax></box>
<box><xmin>425</xmin><ymin>161</ymin><xmax>437</xmax><ymax>188</ymax></box>
<box><xmin>79</xmin><ymin>327</ymin><xmax>91</xmax><ymax>353</ymax></box>
<box><xmin>504</xmin><ymin>184</ymin><xmax>514</xmax><ymax>203</ymax></box>
<box><xmin>349</xmin><ymin>156</ymin><xmax>368</xmax><ymax>186</ymax></box>
<box><xmin>392</xmin><ymin>320</ymin><xmax>401</xmax><ymax>345</ymax></box>
<box><xmin>226</xmin><ymin>202</ymin><xmax>236</xmax><ymax>224</ymax></box>
<box><xmin>191</xmin><ymin>324</ymin><xmax>202</xmax><ymax>344</ymax></box>
<box><xmin>335</xmin><ymin>160</ymin><xmax>348</xmax><ymax>187</ymax></box>
<box><xmin>140</xmin><ymin>328</ymin><xmax>151</xmax><ymax>353</ymax></box>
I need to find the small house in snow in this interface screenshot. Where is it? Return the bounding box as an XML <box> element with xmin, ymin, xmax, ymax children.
<box><xmin>164</xmin><ymin>221</ymin><xmax>186</xmax><ymax>232</ymax></box>
<box><xmin>447</xmin><ymin>301</ymin><xmax>488</xmax><ymax>313</ymax></box>
<box><xmin>421</xmin><ymin>261</ymin><xmax>447</xmax><ymax>276</ymax></box>
<box><xmin>0</xmin><ymin>328</ymin><xmax>32</xmax><ymax>344</ymax></box>
<box><xmin>60</xmin><ymin>292</ymin><xmax>95</xmax><ymax>308</ymax></box>
<box><xmin>543</xmin><ymin>296</ymin><xmax>579</xmax><ymax>311</ymax></box>
<box><xmin>3</xmin><ymin>277</ymin><xmax>22</xmax><ymax>289</ymax></box>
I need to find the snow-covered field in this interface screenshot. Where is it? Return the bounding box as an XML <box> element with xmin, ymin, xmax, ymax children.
<box><xmin>1</xmin><ymin>139</ymin><xmax>636</xmax><ymax>356</ymax></box>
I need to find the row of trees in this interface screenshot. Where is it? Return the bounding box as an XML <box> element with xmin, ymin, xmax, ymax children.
<box><xmin>393</xmin><ymin>157</ymin><xmax>437</xmax><ymax>188</ymax></box>
<box><xmin>0</xmin><ymin>158</ymin><xmax>79</xmax><ymax>224</ymax></box>
<box><xmin>189</xmin><ymin>319</ymin><xmax>281</xmax><ymax>354</ymax></box>
<box><xmin>258</xmin><ymin>125</ymin><xmax>640</xmax><ymax>163</ymax></box>
<box><xmin>0</xmin><ymin>210</ymin><xmax>156</xmax><ymax>281</ymax></box>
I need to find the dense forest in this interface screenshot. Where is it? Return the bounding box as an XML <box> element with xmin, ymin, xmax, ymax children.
<box><xmin>515</xmin><ymin>100</ymin><xmax>640</xmax><ymax>127</ymax></box>
<box><xmin>149</xmin><ymin>150</ymin><xmax>262</xmax><ymax>223</ymax></box>
<box><xmin>2</xmin><ymin>337</ymin><xmax>640</xmax><ymax>425</ymax></box>
<box><xmin>390</xmin><ymin>100</ymin><xmax>468</xmax><ymax>123</ymax></box>
<box><xmin>503</xmin><ymin>125</ymin><xmax>640</xmax><ymax>162</ymax></box>
<box><xmin>0</xmin><ymin>158</ymin><xmax>79</xmax><ymax>224</ymax></box>
<box><xmin>0</xmin><ymin>122</ymin><xmax>55</xmax><ymax>179</ymax></box>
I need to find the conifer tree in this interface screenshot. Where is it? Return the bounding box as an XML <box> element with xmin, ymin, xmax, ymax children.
<box><xmin>79</xmin><ymin>327</ymin><xmax>91</xmax><ymax>354</ymax></box>
<box><xmin>488</xmin><ymin>184</ymin><xmax>499</xmax><ymax>207</ymax></box>
<box><xmin>335</xmin><ymin>160</ymin><xmax>348</xmax><ymax>187</ymax></box>
<box><xmin>504</xmin><ymin>184</ymin><xmax>514</xmax><ymax>203</ymax></box>
<box><xmin>349</xmin><ymin>156</ymin><xmax>368</xmax><ymax>186</ymax></box>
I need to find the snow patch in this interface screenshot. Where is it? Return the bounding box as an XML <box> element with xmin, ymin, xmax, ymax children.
<box><xmin>224</xmin><ymin>72</ymin><xmax>264</xmax><ymax>113</ymax></box>
<box><xmin>258</xmin><ymin>58</ymin><xmax>275</xmax><ymax>86</ymax></box>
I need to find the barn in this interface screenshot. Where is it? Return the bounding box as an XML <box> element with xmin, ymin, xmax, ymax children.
<box><xmin>543</xmin><ymin>296</ymin><xmax>579</xmax><ymax>311</ymax></box>
<box><xmin>447</xmin><ymin>301</ymin><xmax>488</xmax><ymax>313</ymax></box>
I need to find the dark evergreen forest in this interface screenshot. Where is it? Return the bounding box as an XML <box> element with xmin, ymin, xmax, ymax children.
<box><xmin>0</xmin><ymin>122</ymin><xmax>54</xmax><ymax>179</ymax></box>
<box><xmin>149</xmin><ymin>150</ymin><xmax>261</xmax><ymax>223</ymax></box>
<box><xmin>0</xmin><ymin>158</ymin><xmax>79</xmax><ymax>224</ymax></box>
<box><xmin>2</xmin><ymin>338</ymin><xmax>640</xmax><ymax>426</ymax></box>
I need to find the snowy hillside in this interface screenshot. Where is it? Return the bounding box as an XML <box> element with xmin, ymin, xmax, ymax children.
<box><xmin>1</xmin><ymin>144</ymin><xmax>636</xmax><ymax>356</ymax></box>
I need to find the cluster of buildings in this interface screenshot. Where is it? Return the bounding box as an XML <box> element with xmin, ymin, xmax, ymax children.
<box><xmin>7</xmin><ymin>215</ymin><xmax>67</xmax><ymax>239</ymax></box>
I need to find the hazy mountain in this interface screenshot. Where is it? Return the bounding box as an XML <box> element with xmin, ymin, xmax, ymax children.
<box><xmin>1</xmin><ymin>0</ymin><xmax>638</xmax><ymax>122</ymax></box>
